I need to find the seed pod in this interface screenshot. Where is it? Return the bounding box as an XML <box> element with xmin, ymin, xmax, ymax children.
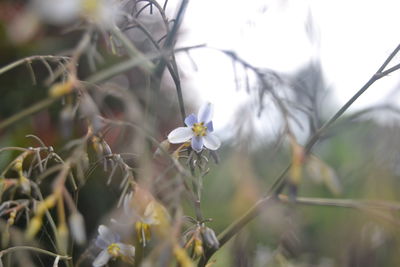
<box><xmin>69</xmin><ymin>212</ymin><xmax>86</xmax><ymax>245</ymax></box>
<box><xmin>201</xmin><ymin>227</ymin><xmax>219</xmax><ymax>249</ymax></box>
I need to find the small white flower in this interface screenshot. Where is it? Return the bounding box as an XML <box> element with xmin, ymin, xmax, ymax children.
<box><xmin>93</xmin><ymin>225</ymin><xmax>135</xmax><ymax>267</ymax></box>
<box><xmin>123</xmin><ymin>190</ymin><xmax>167</xmax><ymax>247</ymax></box>
<box><xmin>32</xmin><ymin>0</ymin><xmax>81</xmax><ymax>25</ymax></box>
<box><xmin>168</xmin><ymin>103</ymin><xmax>221</xmax><ymax>152</ymax></box>
<box><xmin>32</xmin><ymin>0</ymin><xmax>125</xmax><ymax>27</ymax></box>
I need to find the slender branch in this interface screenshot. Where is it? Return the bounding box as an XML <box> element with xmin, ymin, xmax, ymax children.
<box><xmin>122</xmin><ymin>18</ymin><xmax>187</xmax><ymax>121</ymax></box>
<box><xmin>0</xmin><ymin>246</ymin><xmax>70</xmax><ymax>260</ymax></box>
<box><xmin>277</xmin><ymin>195</ymin><xmax>400</xmax><ymax>211</ymax></box>
<box><xmin>151</xmin><ymin>0</ymin><xmax>189</xmax><ymax>122</ymax></box>
<box><xmin>0</xmin><ymin>56</ymin><xmax>69</xmax><ymax>76</ymax></box>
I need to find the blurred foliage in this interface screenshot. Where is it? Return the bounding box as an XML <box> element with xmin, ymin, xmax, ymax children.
<box><xmin>1</xmin><ymin>1</ymin><xmax>400</xmax><ymax>267</ymax></box>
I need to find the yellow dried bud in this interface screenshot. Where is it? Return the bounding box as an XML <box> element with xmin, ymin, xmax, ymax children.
<box><xmin>26</xmin><ymin>216</ymin><xmax>43</xmax><ymax>239</ymax></box>
<box><xmin>49</xmin><ymin>80</ymin><xmax>74</xmax><ymax>98</ymax></box>
<box><xmin>289</xmin><ymin>137</ymin><xmax>305</xmax><ymax>186</ymax></box>
<box><xmin>194</xmin><ymin>238</ymin><xmax>204</xmax><ymax>257</ymax></box>
<box><xmin>174</xmin><ymin>246</ymin><xmax>194</xmax><ymax>267</ymax></box>
<box><xmin>14</xmin><ymin>159</ymin><xmax>23</xmax><ymax>172</ymax></box>
<box><xmin>7</xmin><ymin>210</ymin><xmax>17</xmax><ymax>226</ymax></box>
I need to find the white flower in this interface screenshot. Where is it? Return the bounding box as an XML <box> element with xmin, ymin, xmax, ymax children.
<box><xmin>93</xmin><ymin>225</ymin><xmax>135</xmax><ymax>267</ymax></box>
<box><xmin>167</xmin><ymin>103</ymin><xmax>221</xmax><ymax>152</ymax></box>
<box><xmin>32</xmin><ymin>0</ymin><xmax>81</xmax><ymax>25</ymax></box>
<box><xmin>32</xmin><ymin>0</ymin><xmax>125</xmax><ymax>27</ymax></box>
<box><xmin>123</xmin><ymin>190</ymin><xmax>168</xmax><ymax>247</ymax></box>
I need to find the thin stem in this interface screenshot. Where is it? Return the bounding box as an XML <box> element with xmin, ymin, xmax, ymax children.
<box><xmin>0</xmin><ymin>246</ymin><xmax>70</xmax><ymax>260</ymax></box>
<box><xmin>277</xmin><ymin>195</ymin><xmax>400</xmax><ymax>211</ymax></box>
<box><xmin>190</xmin><ymin>162</ymin><xmax>204</xmax><ymax>222</ymax></box>
<box><xmin>110</xmin><ymin>26</ymin><xmax>154</xmax><ymax>72</ymax></box>
<box><xmin>0</xmin><ymin>56</ymin><xmax>69</xmax><ymax>76</ymax></box>
<box><xmin>0</xmin><ymin>97</ymin><xmax>57</xmax><ymax>131</ymax></box>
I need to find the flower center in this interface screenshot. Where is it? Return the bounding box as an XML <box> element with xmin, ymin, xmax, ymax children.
<box><xmin>107</xmin><ymin>243</ymin><xmax>121</xmax><ymax>258</ymax></box>
<box><xmin>135</xmin><ymin>221</ymin><xmax>152</xmax><ymax>245</ymax></box>
<box><xmin>192</xmin><ymin>122</ymin><xmax>207</xmax><ymax>137</ymax></box>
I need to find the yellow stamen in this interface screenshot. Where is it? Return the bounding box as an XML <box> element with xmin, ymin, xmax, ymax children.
<box><xmin>107</xmin><ymin>243</ymin><xmax>121</xmax><ymax>258</ymax></box>
<box><xmin>135</xmin><ymin>221</ymin><xmax>151</xmax><ymax>246</ymax></box>
<box><xmin>191</xmin><ymin>122</ymin><xmax>207</xmax><ymax>137</ymax></box>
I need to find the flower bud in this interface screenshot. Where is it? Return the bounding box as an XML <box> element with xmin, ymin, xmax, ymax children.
<box><xmin>7</xmin><ymin>210</ymin><xmax>17</xmax><ymax>226</ymax></box>
<box><xmin>201</xmin><ymin>227</ymin><xmax>219</xmax><ymax>249</ymax></box>
<box><xmin>69</xmin><ymin>212</ymin><xmax>86</xmax><ymax>245</ymax></box>
<box><xmin>49</xmin><ymin>80</ymin><xmax>74</xmax><ymax>98</ymax></box>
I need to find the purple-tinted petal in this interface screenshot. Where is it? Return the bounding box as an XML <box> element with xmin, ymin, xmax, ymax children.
<box><xmin>203</xmin><ymin>134</ymin><xmax>221</xmax><ymax>151</ymax></box>
<box><xmin>198</xmin><ymin>103</ymin><xmax>213</xmax><ymax>123</ymax></box>
<box><xmin>93</xmin><ymin>249</ymin><xmax>111</xmax><ymax>267</ymax></box>
<box><xmin>205</xmin><ymin>121</ymin><xmax>214</xmax><ymax>132</ymax></box>
<box><xmin>95</xmin><ymin>236</ymin><xmax>109</xmax><ymax>249</ymax></box>
<box><xmin>98</xmin><ymin>225</ymin><xmax>119</xmax><ymax>243</ymax></box>
<box><xmin>184</xmin><ymin>114</ymin><xmax>197</xmax><ymax>127</ymax></box>
<box><xmin>123</xmin><ymin>192</ymin><xmax>133</xmax><ymax>215</ymax></box>
<box><xmin>118</xmin><ymin>243</ymin><xmax>135</xmax><ymax>259</ymax></box>
<box><xmin>167</xmin><ymin>127</ymin><xmax>193</xmax><ymax>144</ymax></box>
<box><xmin>191</xmin><ymin>136</ymin><xmax>204</xmax><ymax>152</ymax></box>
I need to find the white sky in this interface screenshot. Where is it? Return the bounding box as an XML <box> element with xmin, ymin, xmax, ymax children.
<box><xmin>177</xmin><ymin>0</ymin><xmax>400</xmax><ymax>138</ymax></box>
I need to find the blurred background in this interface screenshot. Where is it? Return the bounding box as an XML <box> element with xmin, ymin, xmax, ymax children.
<box><xmin>1</xmin><ymin>0</ymin><xmax>400</xmax><ymax>266</ymax></box>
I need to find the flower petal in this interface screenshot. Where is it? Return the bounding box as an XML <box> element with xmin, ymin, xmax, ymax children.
<box><xmin>203</xmin><ymin>134</ymin><xmax>221</xmax><ymax>150</ymax></box>
<box><xmin>198</xmin><ymin>103</ymin><xmax>213</xmax><ymax>123</ymax></box>
<box><xmin>168</xmin><ymin>127</ymin><xmax>193</xmax><ymax>144</ymax></box>
<box><xmin>206</xmin><ymin>121</ymin><xmax>214</xmax><ymax>132</ymax></box>
<box><xmin>95</xmin><ymin>236</ymin><xmax>109</xmax><ymax>249</ymax></box>
<box><xmin>98</xmin><ymin>225</ymin><xmax>119</xmax><ymax>243</ymax></box>
<box><xmin>184</xmin><ymin>114</ymin><xmax>197</xmax><ymax>127</ymax></box>
<box><xmin>93</xmin><ymin>249</ymin><xmax>111</xmax><ymax>267</ymax></box>
<box><xmin>118</xmin><ymin>243</ymin><xmax>136</xmax><ymax>258</ymax></box>
<box><xmin>191</xmin><ymin>136</ymin><xmax>204</xmax><ymax>152</ymax></box>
